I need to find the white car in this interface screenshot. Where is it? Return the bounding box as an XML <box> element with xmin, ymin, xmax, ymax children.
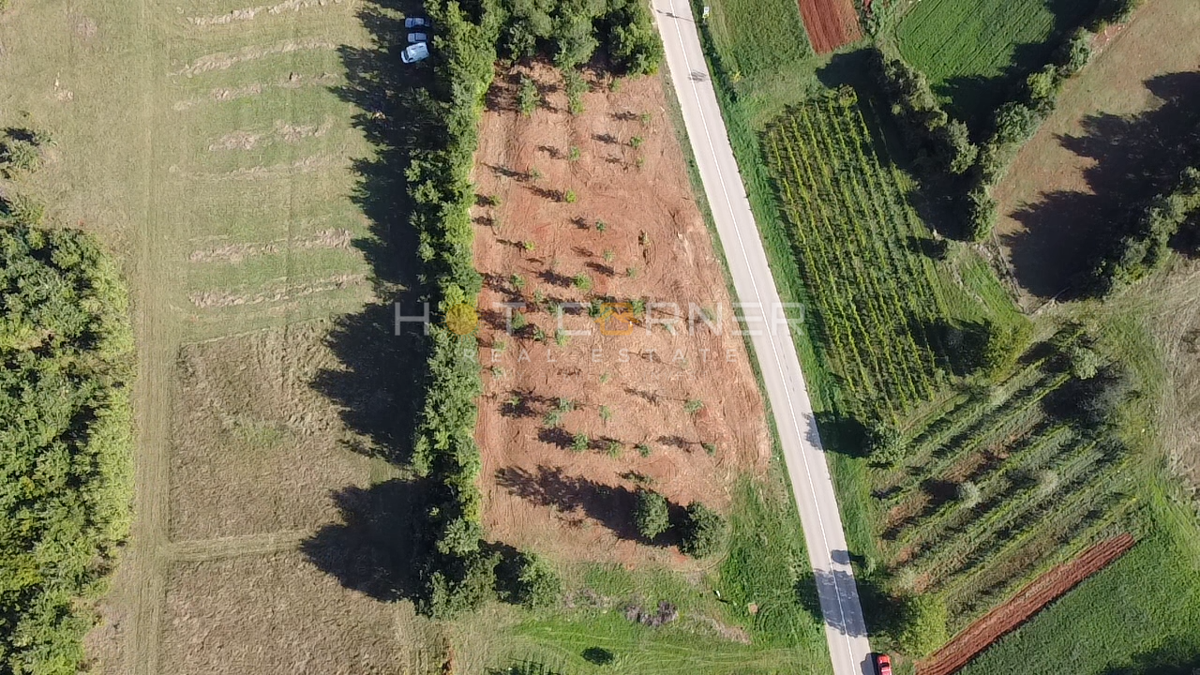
<box><xmin>401</xmin><ymin>41</ymin><xmax>429</xmax><ymax>64</ymax></box>
<box><xmin>405</xmin><ymin>17</ymin><xmax>428</xmax><ymax>28</ymax></box>
<box><xmin>407</xmin><ymin>32</ymin><xmax>427</xmax><ymax>43</ymax></box>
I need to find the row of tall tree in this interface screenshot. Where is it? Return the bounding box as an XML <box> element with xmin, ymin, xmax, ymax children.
<box><xmin>403</xmin><ymin>0</ymin><xmax>662</xmax><ymax>617</ymax></box>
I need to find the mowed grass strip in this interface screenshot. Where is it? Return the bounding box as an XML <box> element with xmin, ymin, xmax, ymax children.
<box><xmin>895</xmin><ymin>0</ymin><xmax>1098</xmax><ymax>124</ymax></box>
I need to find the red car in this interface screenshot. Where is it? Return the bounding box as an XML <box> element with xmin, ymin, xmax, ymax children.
<box><xmin>874</xmin><ymin>653</ymin><xmax>893</xmax><ymax>675</ymax></box>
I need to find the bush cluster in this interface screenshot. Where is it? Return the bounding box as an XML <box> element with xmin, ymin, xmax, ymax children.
<box><xmin>405</xmin><ymin>0</ymin><xmax>660</xmax><ymax>617</ymax></box>
<box><xmin>0</xmin><ymin>219</ymin><xmax>134</xmax><ymax>672</ymax></box>
<box><xmin>868</xmin><ymin>50</ymin><xmax>977</xmax><ymax>179</ymax></box>
<box><xmin>499</xmin><ymin>0</ymin><xmax>662</xmax><ymax>73</ymax></box>
<box><xmin>631</xmin><ymin>490</ymin><xmax>725</xmax><ymax>557</ymax></box>
<box><xmin>1089</xmin><ymin>166</ymin><xmax>1200</xmax><ymax>295</ymax></box>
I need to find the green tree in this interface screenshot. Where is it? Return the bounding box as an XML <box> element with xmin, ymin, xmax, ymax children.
<box><xmin>634</xmin><ymin>489</ymin><xmax>670</xmax><ymax>539</ymax></box>
<box><xmin>897</xmin><ymin>594</ymin><xmax>948</xmax><ymax>657</ymax></box>
<box><xmin>679</xmin><ymin>502</ymin><xmax>725</xmax><ymax>558</ymax></box>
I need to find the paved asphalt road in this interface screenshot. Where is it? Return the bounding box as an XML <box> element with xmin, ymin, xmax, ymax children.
<box><xmin>651</xmin><ymin>2</ymin><xmax>875</xmax><ymax>673</ymax></box>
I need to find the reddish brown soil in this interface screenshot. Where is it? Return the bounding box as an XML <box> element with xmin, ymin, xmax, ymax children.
<box><xmin>472</xmin><ymin>63</ymin><xmax>771</xmax><ymax>568</ymax></box>
<box><xmin>917</xmin><ymin>533</ymin><xmax>1136</xmax><ymax>675</ymax></box>
<box><xmin>798</xmin><ymin>0</ymin><xmax>862</xmax><ymax>54</ymax></box>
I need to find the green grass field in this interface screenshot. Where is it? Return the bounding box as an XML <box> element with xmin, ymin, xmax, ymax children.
<box><xmin>895</xmin><ymin>0</ymin><xmax>1099</xmax><ymax>126</ymax></box>
<box><xmin>698</xmin><ymin>0</ymin><xmax>818</xmax><ymax>122</ymax></box>
<box><xmin>467</xmin><ymin>479</ymin><xmax>829</xmax><ymax>673</ymax></box>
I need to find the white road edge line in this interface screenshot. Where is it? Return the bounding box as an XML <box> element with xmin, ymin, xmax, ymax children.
<box><xmin>657</xmin><ymin>0</ymin><xmax>864</xmax><ymax>670</ymax></box>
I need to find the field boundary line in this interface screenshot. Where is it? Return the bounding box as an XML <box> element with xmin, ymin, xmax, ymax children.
<box><xmin>163</xmin><ymin>530</ymin><xmax>312</xmax><ymax>562</ymax></box>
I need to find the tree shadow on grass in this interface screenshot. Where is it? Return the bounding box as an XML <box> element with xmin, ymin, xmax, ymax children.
<box><xmin>1002</xmin><ymin>70</ymin><xmax>1200</xmax><ymax>299</ymax></box>
<box><xmin>302</xmin><ymin>480</ymin><xmax>429</xmax><ymax>602</ymax></box>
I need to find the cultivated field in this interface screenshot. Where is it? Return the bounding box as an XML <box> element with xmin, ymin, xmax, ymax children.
<box><xmin>895</xmin><ymin>0</ymin><xmax>1098</xmax><ymax>125</ymax></box>
<box><xmin>473</xmin><ymin>63</ymin><xmax>772</xmax><ymax>567</ymax></box>
<box><xmin>796</xmin><ymin>0</ymin><xmax>862</xmax><ymax>54</ymax></box>
<box><xmin>761</xmin><ymin>96</ymin><xmax>1016</xmax><ymax>418</ymax></box>
<box><xmin>763</xmin><ymin>97</ymin><xmax>946</xmax><ymax>417</ymax></box>
<box><xmin>868</xmin><ymin>329</ymin><xmax>1140</xmax><ymax>628</ymax></box>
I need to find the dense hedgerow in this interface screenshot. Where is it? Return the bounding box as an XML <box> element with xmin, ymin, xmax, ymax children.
<box><xmin>0</xmin><ymin>216</ymin><xmax>134</xmax><ymax>672</ymax></box>
<box><xmin>405</xmin><ymin>0</ymin><xmax>661</xmax><ymax>617</ymax></box>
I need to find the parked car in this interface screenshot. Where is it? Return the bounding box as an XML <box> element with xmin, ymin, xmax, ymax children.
<box><xmin>401</xmin><ymin>41</ymin><xmax>429</xmax><ymax>64</ymax></box>
<box><xmin>874</xmin><ymin>654</ymin><xmax>892</xmax><ymax>675</ymax></box>
<box><xmin>404</xmin><ymin>17</ymin><xmax>428</xmax><ymax>28</ymax></box>
<box><xmin>407</xmin><ymin>32</ymin><xmax>427</xmax><ymax>43</ymax></box>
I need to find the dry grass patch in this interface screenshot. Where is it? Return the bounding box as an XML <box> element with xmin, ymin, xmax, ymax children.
<box><xmin>161</xmin><ymin>551</ymin><xmax>436</xmax><ymax>675</ymax></box>
<box><xmin>169</xmin><ymin>321</ymin><xmax>391</xmax><ymax>541</ymax></box>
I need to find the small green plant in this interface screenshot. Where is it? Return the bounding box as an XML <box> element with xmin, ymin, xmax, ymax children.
<box><xmin>510</xmin><ymin>273</ymin><xmax>526</xmax><ymax>290</ymax></box>
<box><xmin>702</xmin><ymin>442</ymin><xmax>716</xmax><ymax>456</ymax></box>
<box><xmin>564</xmin><ymin>69</ymin><xmax>587</xmax><ymax>115</ymax></box>
<box><xmin>679</xmin><ymin>502</ymin><xmax>725</xmax><ymax>558</ymax></box>
<box><xmin>626</xmin><ymin>266</ymin><xmax>639</xmax><ymax>279</ymax></box>
<box><xmin>684</xmin><ymin>399</ymin><xmax>704</xmax><ymax>415</ymax></box>
<box><xmin>602</xmin><ymin>249</ymin><xmax>615</xmax><ymax>263</ymax></box>
<box><xmin>629</xmin><ymin>135</ymin><xmax>644</xmax><ymax>149</ymax></box>
<box><xmin>543</xmin><ymin>409</ymin><xmax>564</xmax><ymax>427</ymax></box>
<box><xmin>635</xmin><ymin>155</ymin><xmax>645</xmax><ymax>170</ymax></box>
<box><xmin>640</xmin><ymin>112</ymin><xmax>652</xmax><ymax>125</ymax></box>
<box><xmin>491</xmin><ymin>365</ymin><xmax>506</xmax><ymax>378</ymax></box>
<box><xmin>572</xmin><ymin>274</ymin><xmax>592</xmax><ymax>292</ymax></box>
<box><xmin>493</xmin><ymin>339</ymin><xmax>508</xmax><ymax>354</ymax></box>
<box><xmin>522</xmin><ymin>240</ymin><xmax>536</xmax><ymax>252</ymax></box>
<box><xmin>599</xmin><ymin>405</ymin><xmax>613</xmax><ymax>424</ymax></box>
<box><xmin>571</xmin><ymin>432</ymin><xmax>590</xmax><ymax>452</ymax></box>
<box><xmin>517</xmin><ymin>75</ymin><xmax>539</xmax><ymax>116</ymax></box>
<box><xmin>630</xmin><ymin>299</ymin><xmax>646</xmax><ymax>319</ymax></box>
<box><xmin>486</xmin><ymin>194</ymin><xmax>502</xmax><ymax>207</ymax></box>
<box><xmin>554</xmin><ymin>328</ymin><xmax>570</xmax><ymax>347</ymax></box>
<box><xmin>564</xmin><ymin>189</ymin><xmax>577</xmax><ymax>204</ymax></box>
<box><xmin>568</xmin><ymin>145</ymin><xmax>581</xmax><ymax>162</ymax></box>
<box><xmin>511</xmin><ymin>310</ymin><xmax>528</xmax><ymax>331</ymax></box>
<box><xmin>636</xmin><ymin>443</ymin><xmax>652</xmax><ymax>458</ymax></box>
<box><xmin>595</xmin><ymin>220</ymin><xmax>607</xmax><ymax>233</ymax></box>
<box><xmin>599</xmin><ymin>372</ymin><xmax>611</xmax><ymax>384</ymax></box>
<box><xmin>606</xmin><ymin>440</ymin><xmax>622</xmax><ymax>458</ymax></box>
<box><xmin>609</xmin><ymin>76</ymin><xmax>622</xmax><ymax>93</ymax></box>
<box><xmin>505</xmin><ymin>394</ymin><xmax>522</xmax><ymax>408</ymax></box>
<box><xmin>532</xmin><ymin>290</ymin><xmax>546</xmax><ymax>307</ymax></box>
<box><xmin>533</xmin><ymin>326</ymin><xmax>547</xmax><ymax>342</ymax></box>
<box><xmin>557</xmin><ymin>397</ymin><xmax>576</xmax><ymax>412</ymax></box>
<box><xmin>528</xmin><ymin>167</ymin><xmax>543</xmax><ymax>180</ymax></box>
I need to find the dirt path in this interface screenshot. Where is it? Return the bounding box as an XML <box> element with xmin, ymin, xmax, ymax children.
<box><xmin>116</xmin><ymin>1</ymin><xmax>176</xmax><ymax>673</ymax></box>
<box><xmin>917</xmin><ymin>533</ymin><xmax>1136</xmax><ymax>675</ymax></box>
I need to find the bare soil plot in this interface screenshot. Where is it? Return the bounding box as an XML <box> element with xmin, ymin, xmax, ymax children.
<box><xmin>797</xmin><ymin>0</ymin><xmax>861</xmax><ymax>53</ymax></box>
<box><xmin>992</xmin><ymin>0</ymin><xmax>1200</xmax><ymax>306</ymax></box>
<box><xmin>917</xmin><ymin>533</ymin><xmax>1135</xmax><ymax>675</ymax></box>
<box><xmin>472</xmin><ymin>63</ymin><xmax>771</xmax><ymax>567</ymax></box>
<box><xmin>161</xmin><ymin>551</ymin><xmax>434</xmax><ymax>675</ymax></box>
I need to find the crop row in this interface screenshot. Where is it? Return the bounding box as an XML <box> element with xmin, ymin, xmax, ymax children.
<box><xmin>764</xmin><ymin>100</ymin><xmax>947</xmax><ymax>416</ymax></box>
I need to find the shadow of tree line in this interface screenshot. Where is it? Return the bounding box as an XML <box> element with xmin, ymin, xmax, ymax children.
<box><xmin>1002</xmin><ymin>70</ymin><xmax>1200</xmax><ymax>299</ymax></box>
<box><xmin>301</xmin><ymin>0</ymin><xmax>444</xmax><ymax>606</ymax></box>
<box><xmin>303</xmin><ymin>0</ymin><xmax>688</xmax><ymax>606</ymax></box>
